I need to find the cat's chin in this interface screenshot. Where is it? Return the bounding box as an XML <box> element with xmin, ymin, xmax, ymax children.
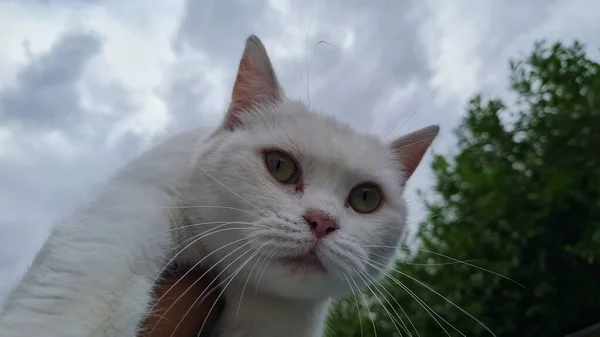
<box><xmin>278</xmin><ymin>252</ymin><xmax>326</xmax><ymax>273</ymax></box>
<box><xmin>249</xmin><ymin>260</ymin><xmax>351</xmax><ymax>301</ymax></box>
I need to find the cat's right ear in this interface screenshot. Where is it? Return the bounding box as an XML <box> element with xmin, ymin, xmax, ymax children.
<box><xmin>389</xmin><ymin>125</ymin><xmax>439</xmax><ymax>182</ymax></box>
<box><xmin>223</xmin><ymin>35</ymin><xmax>283</xmax><ymax>130</ymax></box>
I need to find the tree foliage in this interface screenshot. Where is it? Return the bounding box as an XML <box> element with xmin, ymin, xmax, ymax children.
<box><xmin>326</xmin><ymin>40</ymin><xmax>600</xmax><ymax>337</ymax></box>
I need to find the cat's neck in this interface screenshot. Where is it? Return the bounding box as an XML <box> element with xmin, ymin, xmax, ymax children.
<box><xmin>218</xmin><ymin>286</ymin><xmax>330</xmax><ymax>337</ymax></box>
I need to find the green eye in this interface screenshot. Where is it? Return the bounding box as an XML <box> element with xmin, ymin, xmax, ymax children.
<box><xmin>265</xmin><ymin>151</ymin><xmax>299</xmax><ymax>184</ymax></box>
<box><xmin>348</xmin><ymin>183</ymin><xmax>382</xmax><ymax>213</ymax></box>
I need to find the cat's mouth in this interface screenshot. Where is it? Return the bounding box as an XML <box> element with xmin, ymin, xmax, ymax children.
<box><xmin>278</xmin><ymin>252</ymin><xmax>326</xmax><ymax>273</ymax></box>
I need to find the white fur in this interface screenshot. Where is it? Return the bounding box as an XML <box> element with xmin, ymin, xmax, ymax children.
<box><xmin>0</xmin><ymin>36</ymin><xmax>434</xmax><ymax>337</ymax></box>
<box><xmin>0</xmin><ymin>130</ymin><xmax>202</xmax><ymax>336</ymax></box>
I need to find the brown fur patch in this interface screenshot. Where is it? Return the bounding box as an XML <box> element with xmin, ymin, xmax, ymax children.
<box><xmin>139</xmin><ymin>267</ymin><xmax>223</xmax><ymax>337</ymax></box>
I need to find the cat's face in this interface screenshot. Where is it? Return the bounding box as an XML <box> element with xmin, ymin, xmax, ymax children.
<box><xmin>186</xmin><ymin>35</ymin><xmax>438</xmax><ymax>301</ymax></box>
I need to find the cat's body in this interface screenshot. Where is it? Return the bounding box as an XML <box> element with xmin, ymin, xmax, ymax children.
<box><xmin>0</xmin><ymin>35</ymin><xmax>439</xmax><ymax>337</ymax></box>
<box><xmin>0</xmin><ymin>129</ymin><xmax>202</xmax><ymax>336</ymax></box>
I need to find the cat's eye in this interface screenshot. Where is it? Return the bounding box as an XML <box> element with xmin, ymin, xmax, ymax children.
<box><xmin>348</xmin><ymin>183</ymin><xmax>381</xmax><ymax>213</ymax></box>
<box><xmin>264</xmin><ymin>151</ymin><xmax>299</xmax><ymax>184</ymax></box>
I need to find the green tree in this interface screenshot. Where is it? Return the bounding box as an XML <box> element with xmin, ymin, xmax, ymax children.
<box><xmin>326</xmin><ymin>40</ymin><xmax>600</xmax><ymax>337</ymax></box>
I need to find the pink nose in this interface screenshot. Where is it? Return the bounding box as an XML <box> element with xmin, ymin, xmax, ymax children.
<box><xmin>303</xmin><ymin>211</ymin><xmax>338</xmax><ymax>239</ymax></box>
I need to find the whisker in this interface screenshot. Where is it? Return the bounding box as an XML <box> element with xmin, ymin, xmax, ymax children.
<box><xmin>360</xmin><ymin>259</ymin><xmax>455</xmax><ymax>337</ymax></box>
<box><xmin>249</xmin><ymin>246</ymin><xmax>270</xmax><ymax>285</ymax></box>
<box><xmin>362</xmin><ymin>256</ymin><xmax>491</xmax><ymax>337</ymax></box>
<box><xmin>254</xmin><ymin>245</ymin><xmax>275</xmax><ymax>280</ymax></box>
<box><xmin>197</xmin><ymin>241</ymin><xmax>271</xmax><ymax>337</ymax></box>
<box><xmin>273</xmin><ymin>29</ymin><xmax>307</xmax><ymax>107</ymax></box>
<box><xmin>396</xmin><ymin>260</ymin><xmax>478</xmax><ymax>266</ymax></box>
<box><xmin>384</xmin><ymin>86</ymin><xmax>439</xmax><ymax>140</ymax></box>
<box><xmin>361</xmin><ymin>273</ymin><xmax>420</xmax><ymax>337</ymax></box>
<box><xmin>361</xmin><ymin>269</ymin><xmax>417</xmax><ymax>337</ymax></box>
<box><xmin>236</xmin><ymin>241</ymin><xmax>273</xmax><ymax>317</ymax></box>
<box><xmin>396</xmin><ymin>136</ymin><xmax>439</xmax><ymax>152</ymax></box>
<box><xmin>396</xmin><ymin>268</ymin><xmax>491</xmax><ymax>336</ymax></box>
<box><xmin>152</xmin><ymin>223</ymin><xmax>257</xmax><ymax>287</ymax></box>
<box><xmin>176</xmin><ymin>222</ymin><xmax>268</xmax><ymax>248</ymax></box>
<box><xmin>146</xmin><ymin>236</ymin><xmax>250</xmax><ymax>317</ymax></box>
<box><xmin>365</xmin><ymin>244</ymin><xmax>524</xmax><ymax>287</ymax></box>
<box><xmin>342</xmin><ymin>273</ymin><xmax>364</xmax><ymax>337</ymax></box>
<box><xmin>254</xmin><ymin>248</ymin><xmax>279</xmax><ymax>291</ymax></box>
<box><xmin>194</xmin><ymin>164</ymin><xmax>268</xmax><ymax>217</ymax></box>
<box><xmin>414</xmin><ymin>247</ymin><xmax>525</xmax><ymax>288</ymax></box>
<box><xmin>102</xmin><ymin>205</ymin><xmax>261</xmax><ymax>217</ymax></box>
<box><xmin>348</xmin><ymin>275</ymin><xmax>378</xmax><ymax>337</ymax></box>
<box><xmin>370</xmin><ymin>251</ymin><xmax>478</xmax><ymax>267</ymax></box>
<box><xmin>166</xmin><ymin>241</ymin><xmax>259</xmax><ymax>337</ymax></box>
<box><xmin>148</xmin><ymin>238</ymin><xmax>258</xmax><ymax>336</ymax></box>
<box><xmin>339</xmin><ymin>254</ymin><xmax>419</xmax><ymax>336</ymax></box>
<box><xmin>154</xmin><ymin>220</ymin><xmax>265</xmax><ymax>239</ymax></box>
<box><xmin>168</xmin><ymin>272</ymin><xmax>237</xmax><ymax>337</ymax></box>
<box><xmin>305</xmin><ymin>12</ymin><xmax>313</xmax><ymax>108</ymax></box>
<box><xmin>159</xmin><ymin>205</ymin><xmax>261</xmax><ymax>217</ymax></box>
<box><xmin>151</xmin><ymin>223</ymin><xmax>233</xmax><ymax>287</ymax></box>
<box><xmin>352</xmin><ymin>267</ymin><xmax>410</xmax><ymax>337</ymax></box>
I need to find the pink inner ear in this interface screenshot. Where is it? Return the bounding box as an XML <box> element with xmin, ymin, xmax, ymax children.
<box><xmin>225</xmin><ymin>35</ymin><xmax>281</xmax><ymax>130</ymax></box>
<box><xmin>390</xmin><ymin>125</ymin><xmax>440</xmax><ymax>181</ymax></box>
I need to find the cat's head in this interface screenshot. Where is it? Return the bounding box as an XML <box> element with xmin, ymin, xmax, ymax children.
<box><xmin>187</xmin><ymin>35</ymin><xmax>438</xmax><ymax>300</ymax></box>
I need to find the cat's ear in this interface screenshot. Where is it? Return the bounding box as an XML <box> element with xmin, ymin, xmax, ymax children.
<box><xmin>390</xmin><ymin>125</ymin><xmax>439</xmax><ymax>181</ymax></box>
<box><xmin>223</xmin><ymin>35</ymin><xmax>283</xmax><ymax>130</ymax></box>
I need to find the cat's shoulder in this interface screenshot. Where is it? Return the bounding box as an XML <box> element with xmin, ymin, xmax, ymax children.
<box><xmin>113</xmin><ymin>127</ymin><xmax>213</xmax><ymax>187</ymax></box>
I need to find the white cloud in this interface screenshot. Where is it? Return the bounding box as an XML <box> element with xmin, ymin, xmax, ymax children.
<box><xmin>420</xmin><ymin>1</ymin><xmax>492</xmax><ymax>103</ymax></box>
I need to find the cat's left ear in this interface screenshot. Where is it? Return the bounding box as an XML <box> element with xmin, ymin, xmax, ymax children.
<box><xmin>389</xmin><ymin>125</ymin><xmax>440</xmax><ymax>181</ymax></box>
<box><xmin>223</xmin><ymin>35</ymin><xmax>283</xmax><ymax>130</ymax></box>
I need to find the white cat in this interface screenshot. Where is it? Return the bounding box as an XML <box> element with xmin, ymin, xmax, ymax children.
<box><xmin>0</xmin><ymin>35</ymin><xmax>439</xmax><ymax>337</ymax></box>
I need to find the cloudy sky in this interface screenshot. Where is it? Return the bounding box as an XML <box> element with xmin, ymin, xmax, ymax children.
<box><xmin>0</xmin><ymin>0</ymin><xmax>598</xmax><ymax>301</ymax></box>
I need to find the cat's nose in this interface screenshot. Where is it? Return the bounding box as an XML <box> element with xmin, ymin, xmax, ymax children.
<box><xmin>303</xmin><ymin>211</ymin><xmax>338</xmax><ymax>239</ymax></box>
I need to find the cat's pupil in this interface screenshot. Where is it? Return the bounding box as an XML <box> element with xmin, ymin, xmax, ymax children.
<box><xmin>264</xmin><ymin>151</ymin><xmax>299</xmax><ymax>184</ymax></box>
<box><xmin>348</xmin><ymin>183</ymin><xmax>381</xmax><ymax>213</ymax></box>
